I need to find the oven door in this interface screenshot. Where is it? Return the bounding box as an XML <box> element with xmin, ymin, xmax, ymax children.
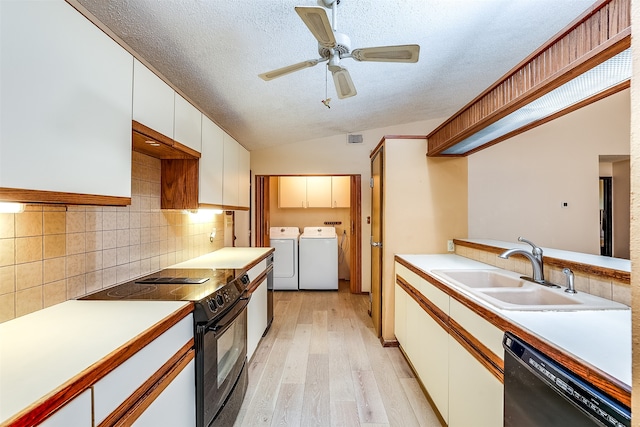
<box><xmin>197</xmin><ymin>296</ymin><xmax>249</xmax><ymax>427</ymax></box>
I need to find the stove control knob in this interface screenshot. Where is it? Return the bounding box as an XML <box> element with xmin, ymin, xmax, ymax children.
<box><xmin>208</xmin><ymin>298</ymin><xmax>217</xmax><ymax>311</ymax></box>
<box><xmin>216</xmin><ymin>294</ymin><xmax>225</xmax><ymax>306</ymax></box>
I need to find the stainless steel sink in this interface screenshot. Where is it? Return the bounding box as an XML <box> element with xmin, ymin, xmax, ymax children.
<box><xmin>431</xmin><ymin>268</ymin><xmax>629</xmax><ymax>311</ymax></box>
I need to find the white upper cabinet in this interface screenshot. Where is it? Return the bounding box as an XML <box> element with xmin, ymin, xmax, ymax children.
<box><xmin>332</xmin><ymin>176</ymin><xmax>350</xmax><ymax>208</ymax></box>
<box><xmin>174</xmin><ymin>94</ymin><xmax>202</xmax><ymax>153</ymax></box>
<box><xmin>223</xmin><ymin>133</ymin><xmax>240</xmax><ymax>207</ymax></box>
<box><xmin>278</xmin><ymin>177</ymin><xmax>307</xmax><ymax>208</ymax></box>
<box><xmin>132</xmin><ymin>59</ymin><xmax>175</xmax><ymax>140</ymax></box>
<box><xmin>278</xmin><ymin>176</ymin><xmax>347</xmax><ymax>208</ymax></box>
<box><xmin>238</xmin><ymin>144</ymin><xmax>250</xmax><ymax>208</ymax></box>
<box><xmin>1</xmin><ymin>1</ymin><xmax>133</xmax><ymax>199</ymax></box>
<box><xmin>199</xmin><ymin>116</ymin><xmax>224</xmax><ymax>206</ymax></box>
<box><xmin>306</xmin><ymin>176</ymin><xmax>332</xmax><ymax>208</ymax></box>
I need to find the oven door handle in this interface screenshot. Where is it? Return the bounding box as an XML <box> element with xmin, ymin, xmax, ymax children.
<box><xmin>208</xmin><ymin>297</ymin><xmax>250</xmax><ymax>333</ymax></box>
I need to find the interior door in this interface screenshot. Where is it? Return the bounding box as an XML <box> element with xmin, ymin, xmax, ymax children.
<box><xmin>370</xmin><ymin>148</ymin><xmax>383</xmax><ymax>337</ymax></box>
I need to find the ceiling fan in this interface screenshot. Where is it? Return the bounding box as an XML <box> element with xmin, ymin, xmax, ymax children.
<box><xmin>259</xmin><ymin>0</ymin><xmax>420</xmax><ymax>99</ymax></box>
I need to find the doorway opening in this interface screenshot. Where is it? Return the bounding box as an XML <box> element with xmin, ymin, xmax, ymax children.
<box><xmin>254</xmin><ymin>174</ymin><xmax>362</xmax><ymax>293</ymax></box>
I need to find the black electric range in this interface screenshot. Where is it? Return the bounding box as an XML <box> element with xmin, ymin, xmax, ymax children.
<box><xmin>80</xmin><ymin>268</ymin><xmax>250</xmax><ymax>323</ymax></box>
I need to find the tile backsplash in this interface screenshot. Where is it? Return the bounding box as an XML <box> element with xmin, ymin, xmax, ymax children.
<box><xmin>0</xmin><ymin>152</ymin><xmax>225</xmax><ymax>323</ymax></box>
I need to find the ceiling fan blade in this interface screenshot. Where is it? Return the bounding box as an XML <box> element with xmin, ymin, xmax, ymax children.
<box><xmin>295</xmin><ymin>6</ymin><xmax>336</xmax><ymax>49</ymax></box>
<box><xmin>259</xmin><ymin>59</ymin><xmax>323</xmax><ymax>81</ymax></box>
<box><xmin>331</xmin><ymin>68</ymin><xmax>356</xmax><ymax>99</ymax></box>
<box><xmin>351</xmin><ymin>44</ymin><xmax>420</xmax><ymax>63</ymax></box>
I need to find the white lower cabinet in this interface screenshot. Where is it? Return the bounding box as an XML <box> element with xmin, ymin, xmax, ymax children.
<box><xmin>395</xmin><ymin>261</ymin><xmax>504</xmax><ymax>426</ymax></box>
<box><xmin>93</xmin><ymin>315</ymin><xmax>194</xmax><ymax>424</ymax></box>
<box><xmin>132</xmin><ymin>358</ymin><xmax>196</xmax><ymax>426</ymax></box>
<box><xmin>247</xmin><ymin>276</ymin><xmax>268</xmax><ymax>361</ymax></box>
<box><xmin>448</xmin><ymin>336</ymin><xmax>503</xmax><ymax>427</ymax></box>
<box><xmin>40</xmin><ymin>390</ymin><xmax>92</xmax><ymax>427</ymax></box>
<box><xmin>405</xmin><ymin>296</ymin><xmax>449</xmax><ymax>423</ymax></box>
<box><xmin>394</xmin><ymin>283</ymin><xmax>407</xmax><ymax>345</ymax></box>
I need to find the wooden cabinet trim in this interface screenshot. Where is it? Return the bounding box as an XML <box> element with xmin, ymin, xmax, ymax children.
<box><xmin>448</xmin><ymin>319</ymin><xmax>503</xmax><ymax>382</ymax></box>
<box><xmin>395</xmin><ymin>256</ymin><xmax>631</xmax><ymax>407</ymax></box>
<box><xmin>102</xmin><ymin>344</ymin><xmax>195</xmax><ymax>427</ymax></box>
<box><xmin>397</xmin><ymin>274</ymin><xmax>503</xmax><ymax>383</ymax></box>
<box><xmin>452</xmin><ymin>239</ymin><xmax>631</xmax><ymax>284</ymax></box>
<box><xmin>240</xmin><ymin>248</ymin><xmax>275</xmax><ymax>276</ymax></box>
<box><xmin>0</xmin><ymin>188</ymin><xmax>131</xmax><ymax>207</ymax></box>
<box><xmin>427</xmin><ymin>0</ymin><xmax>631</xmax><ymax>155</ymax></box>
<box><xmin>132</xmin><ymin>120</ymin><xmax>200</xmax><ymax>160</ymax></box>
<box><xmin>2</xmin><ymin>304</ymin><xmax>194</xmax><ymax>427</ymax></box>
<box><xmin>246</xmin><ymin>266</ymin><xmax>270</xmax><ymax>294</ymax></box>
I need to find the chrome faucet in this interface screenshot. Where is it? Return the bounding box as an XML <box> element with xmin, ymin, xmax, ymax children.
<box><xmin>499</xmin><ymin>237</ymin><xmax>548</xmax><ymax>285</ymax></box>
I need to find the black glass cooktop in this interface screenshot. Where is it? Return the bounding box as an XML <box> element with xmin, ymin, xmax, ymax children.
<box><xmin>80</xmin><ymin>268</ymin><xmax>239</xmax><ymax>302</ymax></box>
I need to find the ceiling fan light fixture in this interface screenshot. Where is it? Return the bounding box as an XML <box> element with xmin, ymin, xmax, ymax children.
<box><xmin>332</xmin><ymin>68</ymin><xmax>356</xmax><ymax>99</ymax></box>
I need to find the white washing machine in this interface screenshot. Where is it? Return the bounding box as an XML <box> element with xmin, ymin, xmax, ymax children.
<box><xmin>299</xmin><ymin>226</ymin><xmax>338</xmax><ymax>290</ymax></box>
<box><xmin>269</xmin><ymin>227</ymin><xmax>300</xmax><ymax>290</ymax></box>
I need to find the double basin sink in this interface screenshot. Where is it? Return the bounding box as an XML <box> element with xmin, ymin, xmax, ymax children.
<box><xmin>431</xmin><ymin>269</ymin><xmax>628</xmax><ymax>311</ymax></box>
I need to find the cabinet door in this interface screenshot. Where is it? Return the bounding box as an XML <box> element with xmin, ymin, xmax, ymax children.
<box><xmin>199</xmin><ymin>116</ymin><xmax>224</xmax><ymax>206</ymax></box>
<box><xmin>223</xmin><ymin>133</ymin><xmax>240</xmax><ymax>207</ymax></box>
<box><xmin>1</xmin><ymin>1</ymin><xmax>132</xmax><ymax>198</ymax></box>
<box><xmin>405</xmin><ymin>297</ymin><xmax>449</xmax><ymax>423</ymax></box>
<box><xmin>41</xmin><ymin>389</ymin><xmax>92</xmax><ymax>427</ymax></box>
<box><xmin>174</xmin><ymin>94</ymin><xmax>202</xmax><ymax>153</ymax></box>
<box><xmin>238</xmin><ymin>144</ymin><xmax>250</xmax><ymax>208</ymax></box>
<box><xmin>132</xmin><ymin>358</ymin><xmax>196</xmax><ymax>427</ymax></box>
<box><xmin>448</xmin><ymin>336</ymin><xmax>503</xmax><ymax>427</ymax></box>
<box><xmin>306</xmin><ymin>176</ymin><xmax>332</xmax><ymax>208</ymax></box>
<box><xmin>331</xmin><ymin>176</ymin><xmax>350</xmax><ymax>208</ymax></box>
<box><xmin>278</xmin><ymin>177</ymin><xmax>307</xmax><ymax>208</ymax></box>
<box><xmin>247</xmin><ymin>278</ymin><xmax>268</xmax><ymax>361</ymax></box>
<box><xmin>93</xmin><ymin>315</ymin><xmax>194</xmax><ymax>424</ymax></box>
<box><xmin>133</xmin><ymin>59</ymin><xmax>175</xmax><ymax>139</ymax></box>
<box><xmin>394</xmin><ymin>282</ymin><xmax>407</xmax><ymax>345</ymax></box>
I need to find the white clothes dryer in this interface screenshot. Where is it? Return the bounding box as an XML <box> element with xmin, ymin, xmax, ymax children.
<box><xmin>299</xmin><ymin>226</ymin><xmax>338</xmax><ymax>290</ymax></box>
<box><xmin>269</xmin><ymin>227</ymin><xmax>300</xmax><ymax>290</ymax></box>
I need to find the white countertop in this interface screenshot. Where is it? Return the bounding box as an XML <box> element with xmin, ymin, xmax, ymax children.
<box><xmin>0</xmin><ymin>300</ymin><xmax>190</xmax><ymax>424</ymax></box>
<box><xmin>396</xmin><ymin>254</ymin><xmax>631</xmax><ymax>387</ymax></box>
<box><xmin>458</xmin><ymin>238</ymin><xmax>630</xmax><ymax>272</ymax></box>
<box><xmin>169</xmin><ymin>247</ymin><xmax>272</xmax><ymax>270</ymax></box>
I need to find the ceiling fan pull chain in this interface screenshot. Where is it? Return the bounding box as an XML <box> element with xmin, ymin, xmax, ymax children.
<box><xmin>322</xmin><ymin>65</ymin><xmax>331</xmax><ymax>109</ymax></box>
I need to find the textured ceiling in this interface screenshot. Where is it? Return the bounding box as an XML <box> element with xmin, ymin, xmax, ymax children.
<box><xmin>75</xmin><ymin>0</ymin><xmax>596</xmax><ymax>151</ymax></box>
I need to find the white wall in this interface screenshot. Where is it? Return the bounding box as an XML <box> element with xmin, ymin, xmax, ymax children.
<box><xmin>250</xmin><ymin>118</ymin><xmax>445</xmax><ymax>292</ymax></box>
<box><xmin>468</xmin><ymin>89</ymin><xmax>630</xmax><ymax>254</ymax></box>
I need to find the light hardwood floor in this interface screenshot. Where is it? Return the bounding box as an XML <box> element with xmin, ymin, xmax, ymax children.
<box><xmin>234</xmin><ymin>281</ymin><xmax>442</xmax><ymax>427</ymax></box>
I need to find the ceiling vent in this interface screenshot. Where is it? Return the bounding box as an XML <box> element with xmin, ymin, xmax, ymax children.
<box><xmin>347</xmin><ymin>134</ymin><xmax>363</xmax><ymax>144</ymax></box>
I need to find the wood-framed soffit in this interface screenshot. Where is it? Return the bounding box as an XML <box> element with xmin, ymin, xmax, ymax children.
<box><xmin>427</xmin><ymin>0</ymin><xmax>631</xmax><ymax>157</ymax></box>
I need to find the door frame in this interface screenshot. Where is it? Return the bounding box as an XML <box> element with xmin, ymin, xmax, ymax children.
<box><xmin>254</xmin><ymin>174</ymin><xmax>362</xmax><ymax>293</ymax></box>
<box><xmin>370</xmin><ymin>147</ymin><xmax>383</xmax><ymax>338</ymax></box>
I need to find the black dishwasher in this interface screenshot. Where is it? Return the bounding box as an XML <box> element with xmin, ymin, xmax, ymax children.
<box><xmin>503</xmin><ymin>332</ymin><xmax>630</xmax><ymax>427</ymax></box>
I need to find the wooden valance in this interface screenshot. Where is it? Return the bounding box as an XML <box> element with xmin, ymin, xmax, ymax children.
<box><xmin>427</xmin><ymin>0</ymin><xmax>631</xmax><ymax>156</ymax></box>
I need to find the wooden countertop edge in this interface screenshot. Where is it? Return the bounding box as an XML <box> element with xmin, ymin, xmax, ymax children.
<box><xmin>1</xmin><ymin>303</ymin><xmax>194</xmax><ymax>427</ymax></box>
<box><xmin>453</xmin><ymin>239</ymin><xmax>631</xmax><ymax>284</ymax></box>
<box><xmin>394</xmin><ymin>255</ymin><xmax>631</xmax><ymax>408</ymax></box>
<box><xmin>241</xmin><ymin>248</ymin><xmax>274</xmax><ymax>273</ymax></box>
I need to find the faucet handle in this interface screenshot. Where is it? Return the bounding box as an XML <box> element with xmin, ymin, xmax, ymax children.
<box><xmin>562</xmin><ymin>268</ymin><xmax>577</xmax><ymax>294</ymax></box>
<box><xmin>518</xmin><ymin>237</ymin><xmax>543</xmax><ymax>256</ymax></box>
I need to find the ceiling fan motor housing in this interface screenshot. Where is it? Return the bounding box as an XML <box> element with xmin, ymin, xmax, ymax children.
<box><xmin>318</xmin><ymin>32</ymin><xmax>351</xmax><ymax>58</ymax></box>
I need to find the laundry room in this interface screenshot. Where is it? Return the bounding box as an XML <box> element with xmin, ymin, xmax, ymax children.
<box><xmin>268</xmin><ymin>175</ymin><xmax>352</xmax><ymax>290</ymax></box>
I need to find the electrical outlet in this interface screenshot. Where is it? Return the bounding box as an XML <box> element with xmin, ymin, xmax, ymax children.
<box><xmin>447</xmin><ymin>240</ymin><xmax>455</xmax><ymax>252</ymax></box>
